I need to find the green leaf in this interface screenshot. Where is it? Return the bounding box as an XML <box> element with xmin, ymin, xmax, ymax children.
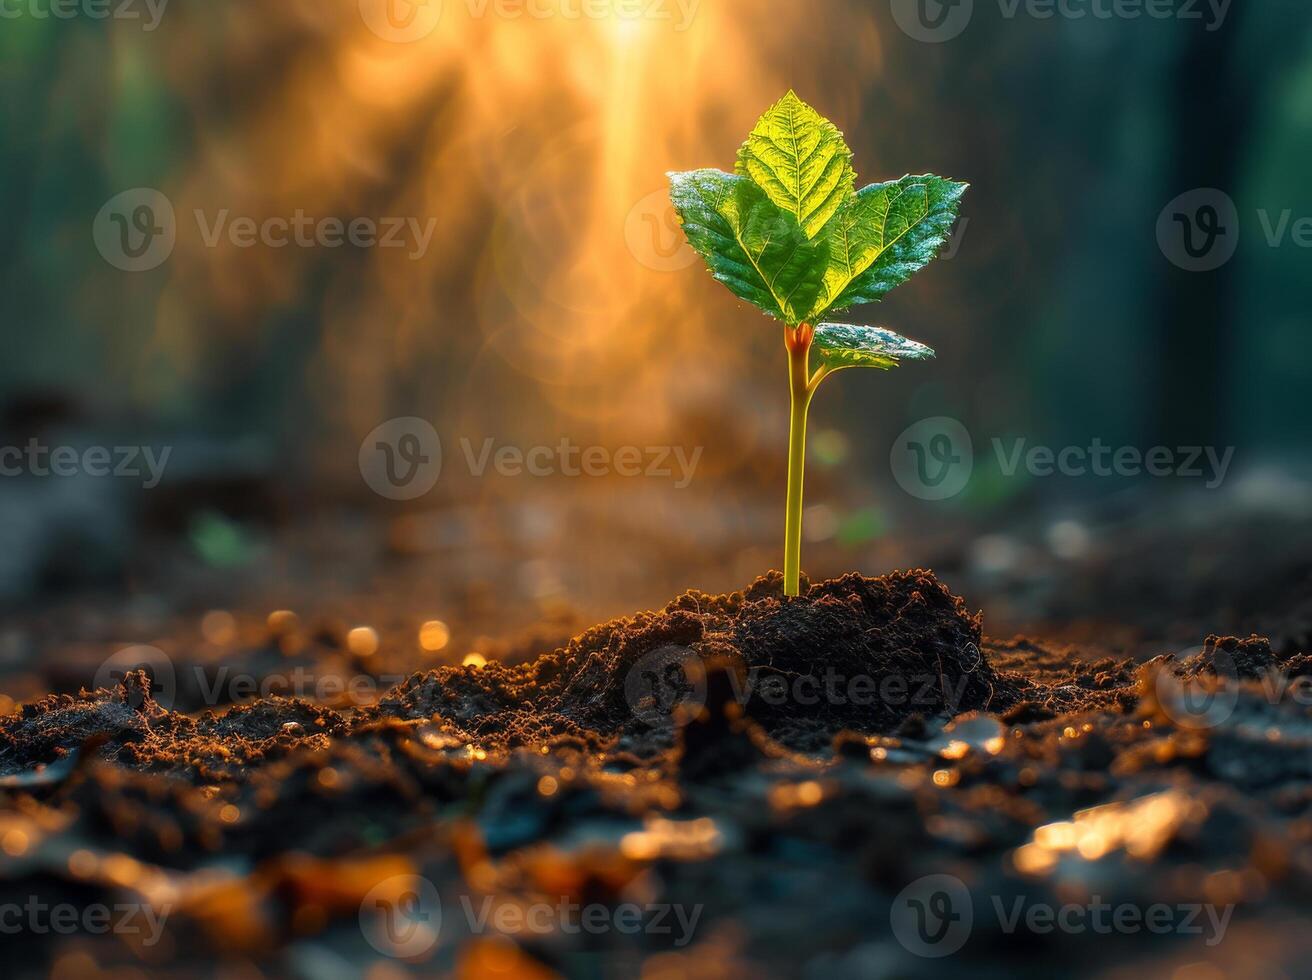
<box><xmin>810</xmin><ymin>182</ymin><xmax>895</xmax><ymax>318</ymax></box>
<box><xmin>821</xmin><ymin>175</ymin><xmax>967</xmax><ymax>315</ymax></box>
<box><xmin>813</xmin><ymin>322</ymin><xmax>935</xmax><ymax>371</ymax></box>
<box><xmin>734</xmin><ymin>91</ymin><xmax>856</xmax><ymax>240</ymax></box>
<box><xmin>667</xmin><ymin>168</ymin><xmax>829</xmax><ymax>324</ymax></box>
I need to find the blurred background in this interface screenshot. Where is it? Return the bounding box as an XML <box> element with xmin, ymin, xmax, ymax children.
<box><xmin>2</xmin><ymin>0</ymin><xmax>1311</xmax><ymax>688</ymax></box>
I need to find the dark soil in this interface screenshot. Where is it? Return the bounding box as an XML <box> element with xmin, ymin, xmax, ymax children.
<box><xmin>367</xmin><ymin>570</ymin><xmax>1005</xmax><ymax>753</ymax></box>
<box><xmin>1</xmin><ymin>570</ymin><xmax>1311</xmax><ymax>978</ymax></box>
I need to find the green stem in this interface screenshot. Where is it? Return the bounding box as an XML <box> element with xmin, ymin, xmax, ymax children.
<box><xmin>784</xmin><ymin>326</ymin><xmax>814</xmax><ymax>597</ymax></box>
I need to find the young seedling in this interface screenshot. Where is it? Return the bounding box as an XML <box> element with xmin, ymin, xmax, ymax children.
<box><xmin>668</xmin><ymin>92</ymin><xmax>967</xmax><ymax>597</ymax></box>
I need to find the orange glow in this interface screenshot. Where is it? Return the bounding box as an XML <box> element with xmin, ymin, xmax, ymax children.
<box><xmin>144</xmin><ymin>2</ymin><xmax>890</xmax><ymax>483</ymax></box>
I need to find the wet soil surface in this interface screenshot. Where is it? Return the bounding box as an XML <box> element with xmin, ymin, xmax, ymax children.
<box><xmin>2</xmin><ymin>570</ymin><xmax>1311</xmax><ymax>978</ymax></box>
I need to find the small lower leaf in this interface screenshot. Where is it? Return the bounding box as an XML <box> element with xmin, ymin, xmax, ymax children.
<box><xmin>813</xmin><ymin>323</ymin><xmax>935</xmax><ymax>371</ymax></box>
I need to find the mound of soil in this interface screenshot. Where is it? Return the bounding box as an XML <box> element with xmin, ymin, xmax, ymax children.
<box><xmin>369</xmin><ymin>569</ymin><xmax>1010</xmax><ymax>753</ymax></box>
<box><xmin>0</xmin><ymin>570</ymin><xmax>1008</xmax><ymax>777</ymax></box>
